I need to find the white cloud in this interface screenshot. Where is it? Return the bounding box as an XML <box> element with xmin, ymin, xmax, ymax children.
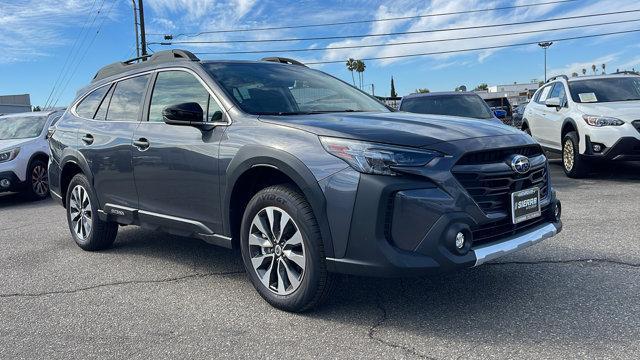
<box><xmin>0</xmin><ymin>0</ymin><xmax>109</xmax><ymax>63</ymax></box>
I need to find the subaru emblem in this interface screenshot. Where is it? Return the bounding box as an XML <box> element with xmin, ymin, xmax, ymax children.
<box><xmin>511</xmin><ymin>155</ymin><xmax>531</xmax><ymax>174</ymax></box>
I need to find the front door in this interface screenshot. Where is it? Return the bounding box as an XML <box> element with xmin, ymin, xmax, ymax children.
<box><xmin>132</xmin><ymin>69</ymin><xmax>227</xmax><ymax>234</ymax></box>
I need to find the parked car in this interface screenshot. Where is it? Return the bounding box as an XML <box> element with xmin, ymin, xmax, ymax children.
<box><xmin>398</xmin><ymin>92</ymin><xmax>503</xmax><ymax>123</ymax></box>
<box><xmin>48</xmin><ymin>50</ymin><xmax>562</xmax><ymax>311</ymax></box>
<box><xmin>0</xmin><ymin>110</ymin><xmax>63</xmax><ymax>199</ymax></box>
<box><xmin>484</xmin><ymin>96</ymin><xmax>513</xmax><ymax>125</ymax></box>
<box><xmin>512</xmin><ymin>102</ymin><xmax>528</xmax><ymax>128</ymax></box>
<box><xmin>522</xmin><ymin>73</ymin><xmax>640</xmax><ymax>177</ymax></box>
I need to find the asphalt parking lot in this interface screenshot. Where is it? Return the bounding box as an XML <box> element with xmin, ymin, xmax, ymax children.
<box><xmin>1</xmin><ymin>161</ymin><xmax>639</xmax><ymax>360</ymax></box>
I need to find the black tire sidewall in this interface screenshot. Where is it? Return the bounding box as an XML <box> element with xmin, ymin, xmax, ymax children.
<box><xmin>65</xmin><ymin>174</ymin><xmax>98</xmax><ymax>248</ymax></box>
<box><xmin>240</xmin><ymin>186</ymin><xmax>325</xmax><ymax>312</ymax></box>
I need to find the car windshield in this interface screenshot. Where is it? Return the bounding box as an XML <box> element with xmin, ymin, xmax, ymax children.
<box><xmin>0</xmin><ymin>115</ymin><xmax>48</xmax><ymax>140</ymax></box>
<box><xmin>568</xmin><ymin>77</ymin><xmax>640</xmax><ymax>103</ymax></box>
<box><xmin>203</xmin><ymin>62</ymin><xmax>389</xmax><ymax>115</ymax></box>
<box><xmin>400</xmin><ymin>94</ymin><xmax>494</xmax><ymax>119</ymax></box>
<box><xmin>484</xmin><ymin>98</ymin><xmax>510</xmax><ymax>108</ymax></box>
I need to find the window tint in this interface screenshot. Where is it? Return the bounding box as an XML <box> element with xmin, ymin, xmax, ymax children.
<box><xmin>568</xmin><ymin>77</ymin><xmax>640</xmax><ymax>103</ymax></box>
<box><xmin>400</xmin><ymin>94</ymin><xmax>494</xmax><ymax>119</ymax></box>
<box><xmin>106</xmin><ymin>75</ymin><xmax>149</xmax><ymax>121</ymax></box>
<box><xmin>94</xmin><ymin>85</ymin><xmax>115</xmax><ymax>120</ymax></box>
<box><xmin>148</xmin><ymin>71</ymin><xmax>215</xmax><ymax>122</ymax></box>
<box><xmin>76</xmin><ymin>86</ymin><xmax>109</xmax><ymax>119</ymax></box>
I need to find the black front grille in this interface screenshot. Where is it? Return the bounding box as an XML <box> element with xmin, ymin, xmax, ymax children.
<box><xmin>472</xmin><ymin>206</ymin><xmax>551</xmax><ymax>246</ymax></box>
<box><xmin>453</xmin><ymin>165</ymin><xmax>549</xmax><ymax>214</ymax></box>
<box><xmin>457</xmin><ymin>145</ymin><xmax>543</xmax><ymax>165</ymax></box>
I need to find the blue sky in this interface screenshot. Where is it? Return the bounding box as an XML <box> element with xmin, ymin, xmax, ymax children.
<box><xmin>1</xmin><ymin>0</ymin><xmax>639</xmax><ymax>108</ymax></box>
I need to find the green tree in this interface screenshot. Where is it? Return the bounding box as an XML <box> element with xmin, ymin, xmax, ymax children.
<box><xmin>390</xmin><ymin>77</ymin><xmax>397</xmax><ymax>98</ymax></box>
<box><xmin>355</xmin><ymin>60</ymin><xmax>366</xmax><ymax>89</ymax></box>
<box><xmin>345</xmin><ymin>58</ymin><xmax>356</xmax><ymax>86</ymax></box>
<box><xmin>601</xmin><ymin>63</ymin><xmax>606</xmax><ymax>74</ymax></box>
<box><xmin>591</xmin><ymin>64</ymin><xmax>597</xmax><ymax>74</ymax></box>
<box><xmin>455</xmin><ymin>85</ymin><xmax>467</xmax><ymax>92</ymax></box>
<box><xmin>415</xmin><ymin>88</ymin><xmax>430</xmax><ymax>93</ymax></box>
<box><xmin>582</xmin><ymin>68</ymin><xmax>587</xmax><ymax>75</ymax></box>
<box><xmin>474</xmin><ymin>83</ymin><xmax>488</xmax><ymax>91</ymax></box>
<box><xmin>32</xmin><ymin>106</ymin><xmax>42</xmax><ymax>112</ymax></box>
<box><xmin>571</xmin><ymin>72</ymin><xmax>579</xmax><ymax>77</ymax></box>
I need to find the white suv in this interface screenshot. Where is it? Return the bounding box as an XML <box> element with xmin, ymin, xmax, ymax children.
<box><xmin>522</xmin><ymin>73</ymin><xmax>640</xmax><ymax>177</ymax></box>
<box><xmin>0</xmin><ymin>110</ymin><xmax>63</xmax><ymax>199</ymax></box>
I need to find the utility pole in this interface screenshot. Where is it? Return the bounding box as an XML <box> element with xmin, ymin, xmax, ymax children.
<box><xmin>538</xmin><ymin>41</ymin><xmax>553</xmax><ymax>82</ymax></box>
<box><xmin>138</xmin><ymin>0</ymin><xmax>148</xmax><ymax>57</ymax></box>
<box><xmin>131</xmin><ymin>0</ymin><xmax>140</xmax><ymax>58</ymax></box>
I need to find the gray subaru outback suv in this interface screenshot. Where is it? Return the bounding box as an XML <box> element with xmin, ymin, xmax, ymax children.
<box><xmin>48</xmin><ymin>50</ymin><xmax>562</xmax><ymax>311</ymax></box>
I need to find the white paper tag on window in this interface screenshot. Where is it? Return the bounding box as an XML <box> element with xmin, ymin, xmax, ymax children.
<box><xmin>578</xmin><ymin>92</ymin><xmax>598</xmax><ymax>102</ymax></box>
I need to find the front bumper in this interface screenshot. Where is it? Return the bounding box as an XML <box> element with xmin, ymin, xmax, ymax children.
<box><xmin>0</xmin><ymin>171</ymin><xmax>25</xmax><ymax>193</ymax></box>
<box><xmin>324</xmin><ymin>171</ymin><xmax>562</xmax><ymax>277</ymax></box>
<box><xmin>583</xmin><ymin>136</ymin><xmax>640</xmax><ymax>161</ymax></box>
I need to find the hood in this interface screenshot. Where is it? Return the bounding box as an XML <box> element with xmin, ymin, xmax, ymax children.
<box><xmin>259</xmin><ymin>112</ymin><xmax>523</xmax><ymax>147</ymax></box>
<box><xmin>0</xmin><ymin>138</ymin><xmax>35</xmax><ymax>151</ymax></box>
<box><xmin>576</xmin><ymin>101</ymin><xmax>640</xmax><ymax>122</ymax></box>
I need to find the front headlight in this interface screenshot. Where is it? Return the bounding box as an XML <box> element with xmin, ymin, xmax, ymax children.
<box><xmin>582</xmin><ymin>115</ymin><xmax>625</xmax><ymax>127</ymax></box>
<box><xmin>0</xmin><ymin>148</ymin><xmax>20</xmax><ymax>163</ymax></box>
<box><xmin>319</xmin><ymin>136</ymin><xmax>441</xmax><ymax>176</ymax></box>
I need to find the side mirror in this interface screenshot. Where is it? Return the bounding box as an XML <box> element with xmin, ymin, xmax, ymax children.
<box><xmin>545</xmin><ymin>97</ymin><xmax>561</xmax><ymax>108</ymax></box>
<box><xmin>163</xmin><ymin>102</ymin><xmax>212</xmax><ymax>129</ymax></box>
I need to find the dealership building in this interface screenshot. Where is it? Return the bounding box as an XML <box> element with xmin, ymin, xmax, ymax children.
<box><xmin>0</xmin><ymin>94</ymin><xmax>32</xmax><ymax>115</ymax></box>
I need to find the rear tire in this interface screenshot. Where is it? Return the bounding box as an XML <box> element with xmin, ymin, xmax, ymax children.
<box><xmin>240</xmin><ymin>184</ymin><xmax>335</xmax><ymax>312</ymax></box>
<box><xmin>26</xmin><ymin>159</ymin><xmax>50</xmax><ymax>200</ymax></box>
<box><xmin>65</xmin><ymin>174</ymin><xmax>117</xmax><ymax>251</ymax></box>
<box><xmin>562</xmin><ymin>131</ymin><xmax>588</xmax><ymax>178</ymax></box>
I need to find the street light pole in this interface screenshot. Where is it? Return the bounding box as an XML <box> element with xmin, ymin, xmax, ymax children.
<box><xmin>538</xmin><ymin>41</ymin><xmax>553</xmax><ymax>82</ymax></box>
<box><xmin>131</xmin><ymin>0</ymin><xmax>140</xmax><ymax>58</ymax></box>
<box><xmin>138</xmin><ymin>0</ymin><xmax>148</xmax><ymax>58</ymax></box>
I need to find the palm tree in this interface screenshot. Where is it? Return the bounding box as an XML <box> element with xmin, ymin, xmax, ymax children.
<box><xmin>355</xmin><ymin>60</ymin><xmax>366</xmax><ymax>89</ymax></box>
<box><xmin>582</xmin><ymin>68</ymin><xmax>587</xmax><ymax>75</ymax></box>
<box><xmin>591</xmin><ymin>64</ymin><xmax>597</xmax><ymax>75</ymax></box>
<box><xmin>601</xmin><ymin>63</ymin><xmax>606</xmax><ymax>74</ymax></box>
<box><xmin>345</xmin><ymin>59</ymin><xmax>356</xmax><ymax>86</ymax></box>
<box><xmin>571</xmin><ymin>72</ymin><xmax>579</xmax><ymax>77</ymax></box>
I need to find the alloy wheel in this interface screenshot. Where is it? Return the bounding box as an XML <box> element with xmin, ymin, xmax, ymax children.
<box><xmin>248</xmin><ymin>206</ymin><xmax>306</xmax><ymax>295</ymax></box>
<box><xmin>31</xmin><ymin>164</ymin><xmax>49</xmax><ymax>197</ymax></box>
<box><xmin>563</xmin><ymin>139</ymin><xmax>574</xmax><ymax>172</ymax></box>
<box><xmin>69</xmin><ymin>185</ymin><xmax>92</xmax><ymax>240</ymax></box>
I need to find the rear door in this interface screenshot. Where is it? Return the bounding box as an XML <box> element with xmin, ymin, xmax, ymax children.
<box><xmin>132</xmin><ymin>69</ymin><xmax>228</xmax><ymax>235</ymax></box>
<box><xmin>75</xmin><ymin>74</ymin><xmax>150</xmax><ymax>209</ymax></box>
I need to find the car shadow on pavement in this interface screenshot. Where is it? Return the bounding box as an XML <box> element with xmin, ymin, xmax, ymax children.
<box><xmin>549</xmin><ymin>160</ymin><xmax>640</xmax><ymax>188</ymax></box>
<box><xmin>0</xmin><ymin>192</ymin><xmax>49</xmax><ymax>209</ymax></box>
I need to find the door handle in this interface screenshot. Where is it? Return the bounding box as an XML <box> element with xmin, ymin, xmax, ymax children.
<box><xmin>81</xmin><ymin>134</ymin><xmax>94</xmax><ymax>145</ymax></box>
<box><xmin>133</xmin><ymin>138</ymin><xmax>150</xmax><ymax>151</ymax></box>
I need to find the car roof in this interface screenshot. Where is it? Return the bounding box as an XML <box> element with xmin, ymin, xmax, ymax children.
<box><xmin>402</xmin><ymin>91</ymin><xmax>479</xmax><ymax>99</ymax></box>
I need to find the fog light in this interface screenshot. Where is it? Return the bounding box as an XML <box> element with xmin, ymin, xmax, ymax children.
<box><xmin>592</xmin><ymin>144</ymin><xmax>604</xmax><ymax>153</ymax></box>
<box><xmin>455</xmin><ymin>232</ymin><xmax>465</xmax><ymax>249</ymax></box>
<box><xmin>0</xmin><ymin>179</ymin><xmax>10</xmax><ymax>188</ymax></box>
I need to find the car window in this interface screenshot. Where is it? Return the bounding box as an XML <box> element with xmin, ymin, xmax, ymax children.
<box><xmin>400</xmin><ymin>94</ymin><xmax>494</xmax><ymax>119</ymax></box>
<box><xmin>550</xmin><ymin>83</ymin><xmax>567</xmax><ymax>106</ymax></box>
<box><xmin>75</xmin><ymin>86</ymin><xmax>110</xmax><ymax>119</ymax></box>
<box><xmin>105</xmin><ymin>75</ymin><xmax>150</xmax><ymax>122</ymax></box>
<box><xmin>568</xmin><ymin>77</ymin><xmax>640</xmax><ymax>103</ymax></box>
<box><xmin>148</xmin><ymin>71</ymin><xmax>213</xmax><ymax>122</ymax></box>
<box><xmin>536</xmin><ymin>85</ymin><xmax>553</xmax><ymax>104</ymax></box>
<box><xmin>94</xmin><ymin>85</ymin><xmax>115</xmax><ymax>120</ymax></box>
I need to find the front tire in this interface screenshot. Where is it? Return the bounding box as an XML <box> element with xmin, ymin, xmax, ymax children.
<box><xmin>26</xmin><ymin>159</ymin><xmax>50</xmax><ymax>200</ymax></box>
<box><xmin>562</xmin><ymin>131</ymin><xmax>588</xmax><ymax>178</ymax></box>
<box><xmin>240</xmin><ymin>185</ymin><xmax>334</xmax><ymax>312</ymax></box>
<box><xmin>65</xmin><ymin>174</ymin><xmax>118</xmax><ymax>251</ymax></box>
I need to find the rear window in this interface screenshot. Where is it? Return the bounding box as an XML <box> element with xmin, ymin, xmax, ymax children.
<box><xmin>75</xmin><ymin>86</ymin><xmax>110</xmax><ymax>119</ymax></box>
<box><xmin>400</xmin><ymin>94</ymin><xmax>494</xmax><ymax>119</ymax></box>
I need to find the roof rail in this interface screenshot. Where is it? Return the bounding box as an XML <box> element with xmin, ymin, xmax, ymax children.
<box><xmin>613</xmin><ymin>70</ymin><xmax>639</xmax><ymax>76</ymax></box>
<box><xmin>546</xmin><ymin>74</ymin><xmax>569</xmax><ymax>83</ymax></box>
<box><xmin>92</xmin><ymin>49</ymin><xmax>200</xmax><ymax>83</ymax></box>
<box><xmin>260</xmin><ymin>57</ymin><xmax>306</xmax><ymax>67</ymax></box>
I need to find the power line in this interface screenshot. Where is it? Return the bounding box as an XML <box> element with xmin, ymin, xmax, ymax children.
<box><xmin>44</xmin><ymin>0</ymin><xmax>99</xmax><ymax>109</ymax></box>
<box><xmin>153</xmin><ymin>9</ymin><xmax>640</xmax><ymax>45</ymax></box>
<box><xmin>303</xmin><ymin>28</ymin><xmax>640</xmax><ymax>65</ymax></box>
<box><xmin>51</xmin><ymin>0</ymin><xmax>118</xmax><ymax>108</ymax></box>
<box><xmin>194</xmin><ymin>18</ymin><xmax>640</xmax><ymax>55</ymax></box>
<box><xmin>147</xmin><ymin>0</ymin><xmax>578</xmax><ymax>37</ymax></box>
